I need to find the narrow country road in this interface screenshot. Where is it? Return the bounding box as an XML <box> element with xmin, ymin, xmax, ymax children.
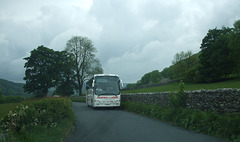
<box><xmin>67</xmin><ymin>102</ymin><xmax>226</xmax><ymax>142</ymax></box>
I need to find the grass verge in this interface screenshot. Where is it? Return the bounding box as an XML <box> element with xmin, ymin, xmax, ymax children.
<box><xmin>16</xmin><ymin>119</ymin><xmax>74</xmax><ymax>142</ymax></box>
<box><xmin>71</xmin><ymin>96</ymin><xmax>86</xmax><ymax>103</ymax></box>
<box><xmin>121</xmin><ymin>102</ymin><xmax>240</xmax><ymax>142</ymax></box>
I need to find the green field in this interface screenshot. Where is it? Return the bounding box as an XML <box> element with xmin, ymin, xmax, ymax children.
<box><xmin>0</xmin><ymin>103</ymin><xmax>19</xmax><ymax>119</ymax></box>
<box><xmin>122</xmin><ymin>79</ymin><xmax>240</xmax><ymax>93</ymax></box>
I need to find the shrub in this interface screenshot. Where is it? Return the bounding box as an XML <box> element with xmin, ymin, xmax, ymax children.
<box><xmin>1</xmin><ymin>98</ymin><xmax>75</xmax><ymax>135</ymax></box>
<box><xmin>169</xmin><ymin>81</ymin><xmax>186</xmax><ymax>107</ymax></box>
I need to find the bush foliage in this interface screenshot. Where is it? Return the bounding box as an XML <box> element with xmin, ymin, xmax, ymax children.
<box><xmin>0</xmin><ymin>98</ymin><xmax>75</xmax><ymax>141</ymax></box>
<box><xmin>121</xmin><ymin>102</ymin><xmax>240</xmax><ymax>142</ymax></box>
<box><xmin>169</xmin><ymin>81</ymin><xmax>186</xmax><ymax>108</ymax></box>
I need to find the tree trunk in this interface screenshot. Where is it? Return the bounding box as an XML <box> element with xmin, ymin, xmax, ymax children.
<box><xmin>79</xmin><ymin>83</ymin><xmax>83</xmax><ymax>96</ymax></box>
<box><xmin>77</xmin><ymin>74</ymin><xmax>82</xmax><ymax>96</ymax></box>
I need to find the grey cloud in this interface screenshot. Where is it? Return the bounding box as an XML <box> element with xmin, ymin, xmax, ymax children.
<box><xmin>0</xmin><ymin>0</ymin><xmax>240</xmax><ymax>83</ymax></box>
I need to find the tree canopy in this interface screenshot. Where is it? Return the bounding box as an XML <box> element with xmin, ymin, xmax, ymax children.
<box><xmin>23</xmin><ymin>36</ymin><xmax>103</xmax><ymax>97</ymax></box>
<box><xmin>199</xmin><ymin>27</ymin><xmax>233</xmax><ymax>82</ymax></box>
<box><xmin>55</xmin><ymin>51</ymin><xmax>76</xmax><ymax>96</ymax></box>
<box><xmin>23</xmin><ymin>46</ymin><xmax>76</xmax><ymax>97</ymax></box>
<box><xmin>229</xmin><ymin>20</ymin><xmax>240</xmax><ymax>74</ymax></box>
<box><xmin>165</xmin><ymin>20</ymin><xmax>240</xmax><ymax>83</ymax></box>
<box><xmin>126</xmin><ymin>19</ymin><xmax>240</xmax><ymax>88</ymax></box>
<box><xmin>65</xmin><ymin>36</ymin><xmax>103</xmax><ymax>95</ymax></box>
<box><xmin>24</xmin><ymin>46</ymin><xmax>57</xmax><ymax>97</ymax></box>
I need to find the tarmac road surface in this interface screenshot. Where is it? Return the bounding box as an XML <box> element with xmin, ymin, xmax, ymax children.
<box><xmin>67</xmin><ymin>102</ymin><xmax>226</xmax><ymax>142</ymax></box>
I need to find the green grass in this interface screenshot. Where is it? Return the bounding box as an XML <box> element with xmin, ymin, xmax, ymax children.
<box><xmin>16</xmin><ymin>119</ymin><xmax>74</xmax><ymax>142</ymax></box>
<box><xmin>71</xmin><ymin>96</ymin><xmax>86</xmax><ymax>102</ymax></box>
<box><xmin>1</xmin><ymin>119</ymin><xmax>74</xmax><ymax>142</ymax></box>
<box><xmin>122</xmin><ymin>79</ymin><xmax>240</xmax><ymax>93</ymax></box>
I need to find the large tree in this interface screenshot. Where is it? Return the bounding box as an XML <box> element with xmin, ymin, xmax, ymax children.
<box><xmin>23</xmin><ymin>46</ymin><xmax>59</xmax><ymax>97</ymax></box>
<box><xmin>229</xmin><ymin>20</ymin><xmax>240</xmax><ymax>75</ymax></box>
<box><xmin>136</xmin><ymin>70</ymin><xmax>161</xmax><ymax>86</ymax></box>
<box><xmin>172</xmin><ymin>50</ymin><xmax>194</xmax><ymax>79</ymax></box>
<box><xmin>199</xmin><ymin>27</ymin><xmax>233</xmax><ymax>82</ymax></box>
<box><xmin>65</xmin><ymin>36</ymin><xmax>103</xmax><ymax>96</ymax></box>
<box><xmin>55</xmin><ymin>51</ymin><xmax>76</xmax><ymax>96</ymax></box>
<box><xmin>23</xmin><ymin>46</ymin><xmax>76</xmax><ymax>97</ymax></box>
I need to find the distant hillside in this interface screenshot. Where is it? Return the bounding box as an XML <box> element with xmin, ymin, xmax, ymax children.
<box><xmin>0</xmin><ymin>78</ymin><xmax>28</xmax><ymax>96</ymax></box>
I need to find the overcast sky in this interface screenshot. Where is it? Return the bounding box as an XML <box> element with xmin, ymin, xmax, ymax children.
<box><xmin>0</xmin><ymin>0</ymin><xmax>240</xmax><ymax>83</ymax></box>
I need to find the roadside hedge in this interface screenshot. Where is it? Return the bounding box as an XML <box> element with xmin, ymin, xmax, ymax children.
<box><xmin>0</xmin><ymin>97</ymin><xmax>75</xmax><ymax>141</ymax></box>
<box><xmin>121</xmin><ymin>102</ymin><xmax>240</xmax><ymax>142</ymax></box>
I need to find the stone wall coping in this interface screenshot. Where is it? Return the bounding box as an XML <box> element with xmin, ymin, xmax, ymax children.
<box><xmin>121</xmin><ymin>88</ymin><xmax>240</xmax><ymax>113</ymax></box>
<box><xmin>122</xmin><ymin>88</ymin><xmax>240</xmax><ymax>95</ymax></box>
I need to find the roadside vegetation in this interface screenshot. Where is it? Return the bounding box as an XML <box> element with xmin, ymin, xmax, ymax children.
<box><xmin>71</xmin><ymin>96</ymin><xmax>86</xmax><ymax>103</ymax></box>
<box><xmin>0</xmin><ymin>103</ymin><xmax>19</xmax><ymax>119</ymax></box>
<box><xmin>121</xmin><ymin>102</ymin><xmax>240</xmax><ymax>142</ymax></box>
<box><xmin>0</xmin><ymin>93</ymin><xmax>25</xmax><ymax>120</ymax></box>
<box><xmin>0</xmin><ymin>97</ymin><xmax>75</xmax><ymax>142</ymax></box>
<box><xmin>122</xmin><ymin>82</ymin><xmax>240</xmax><ymax>142</ymax></box>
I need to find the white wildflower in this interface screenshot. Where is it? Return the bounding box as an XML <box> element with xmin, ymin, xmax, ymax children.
<box><xmin>12</xmin><ymin>113</ymin><xmax>17</xmax><ymax>117</ymax></box>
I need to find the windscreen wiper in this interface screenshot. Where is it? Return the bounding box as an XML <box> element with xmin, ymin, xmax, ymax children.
<box><xmin>97</xmin><ymin>94</ymin><xmax>105</xmax><ymax>96</ymax></box>
<box><xmin>98</xmin><ymin>93</ymin><xmax>118</xmax><ymax>96</ymax></box>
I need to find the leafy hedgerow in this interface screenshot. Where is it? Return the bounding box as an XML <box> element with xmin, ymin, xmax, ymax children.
<box><xmin>0</xmin><ymin>97</ymin><xmax>75</xmax><ymax>141</ymax></box>
<box><xmin>121</xmin><ymin>102</ymin><xmax>240</xmax><ymax>142</ymax></box>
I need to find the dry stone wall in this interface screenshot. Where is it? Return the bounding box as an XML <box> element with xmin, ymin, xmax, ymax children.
<box><xmin>121</xmin><ymin>88</ymin><xmax>240</xmax><ymax>113</ymax></box>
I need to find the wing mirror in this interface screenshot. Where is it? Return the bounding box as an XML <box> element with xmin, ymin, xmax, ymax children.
<box><xmin>120</xmin><ymin>80</ymin><xmax>123</xmax><ymax>89</ymax></box>
<box><xmin>92</xmin><ymin>80</ymin><xmax>95</xmax><ymax>88</ymax></box>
